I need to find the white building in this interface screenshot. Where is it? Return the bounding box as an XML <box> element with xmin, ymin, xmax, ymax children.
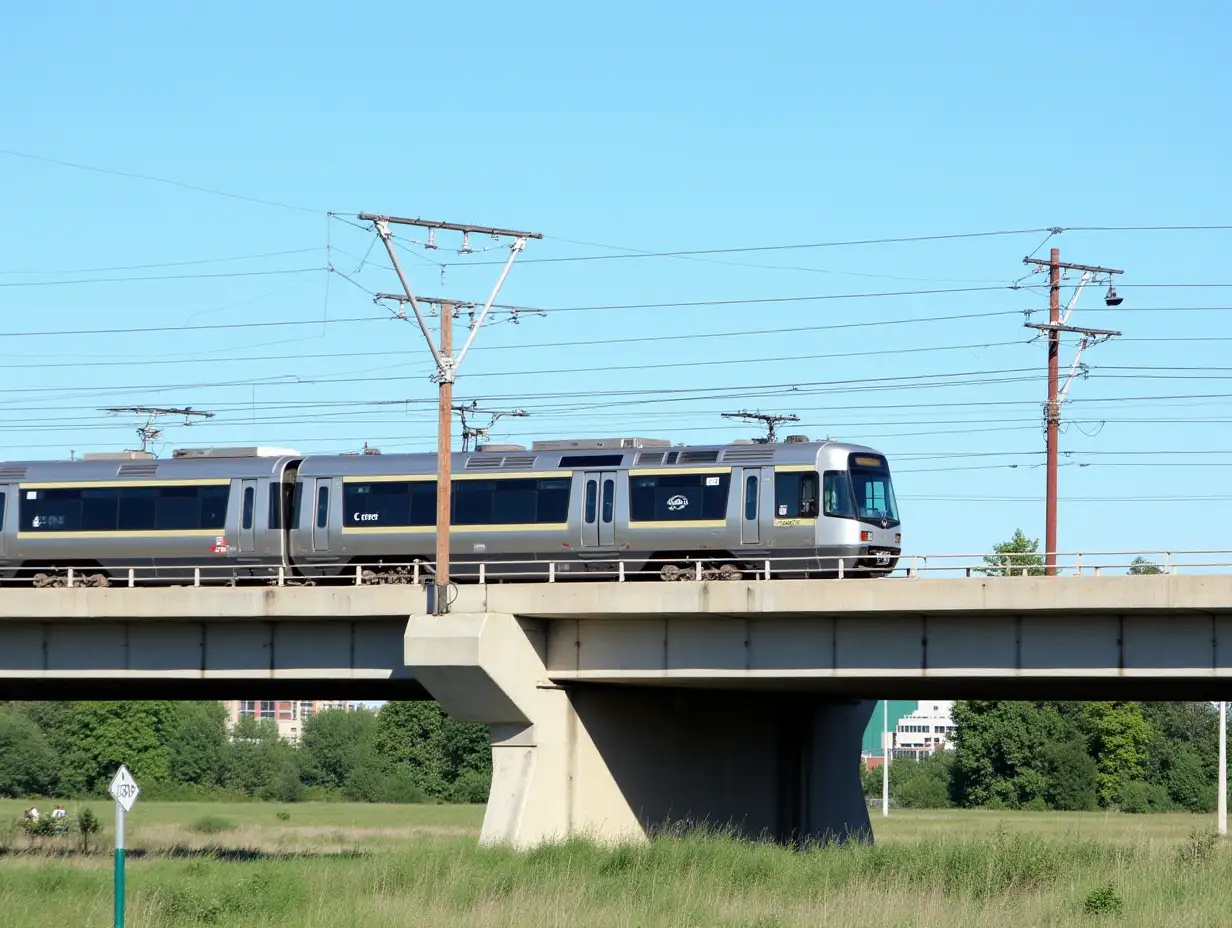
<box><xmin>891</xmin><ymin>700</ymin><xmax>956</xmax><ymax>759</ymax></box>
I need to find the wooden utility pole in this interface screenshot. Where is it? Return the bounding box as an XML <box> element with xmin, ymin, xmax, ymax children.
<box><xmin>360</xmin><ymin>214</ymin><xmax>542</xmax><ymax>613</ymax></box>
<box><xmin>1022</xmin><ymin>249</ymin><xmax>1123</xmax><ymax>575</ymax></box>
<box><xmin>436</xmin><ymin>302</ymin><xmax>453</xmax><ymax>602</ymax></box>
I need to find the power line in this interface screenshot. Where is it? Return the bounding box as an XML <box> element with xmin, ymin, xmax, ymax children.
<box><xmin>461</xmin><ymin>228</ymin><xmax>1061</xmax><ymax>265</ymax></box>
<box><xmin>0</xmin><ymin>337</ymin><xmax>1030</xmax><ymax>372</ymax></box>
<box><xmin>0</xmin><ymin>247</ymin><xmax>323</xmax><ymax>276</ymax></box>
<box><xmin>0</xmin><ymin>147</ymin><xmax>325</xmax><ymax>214</ymax></box>
<box><xmin>0</xmin><ymin>267</ymin><xmax>324</xmax><ymax>288</ymax></box>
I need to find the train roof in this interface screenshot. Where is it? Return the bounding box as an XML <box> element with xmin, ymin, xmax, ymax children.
<box><xmin>295</xmin><ymin>437</ymin><xmax>888</xmax><ymax>478</ymax></box>
<box><xmin>0</xmin><ymin>448</ymin><xmax>300</xmax><ymax>483</ymax></box>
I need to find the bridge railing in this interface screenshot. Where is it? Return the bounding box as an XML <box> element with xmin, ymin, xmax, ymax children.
<box><xmin>5</xmin><ymin>549</ymin><xmax>1232</xmax><ymax>588</ymax></box>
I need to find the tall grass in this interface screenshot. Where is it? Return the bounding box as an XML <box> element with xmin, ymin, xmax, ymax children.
<box><xmin>1</xmin><ymin>807</ymin><xmax>1228</xmax><ymax>927</ymax></box>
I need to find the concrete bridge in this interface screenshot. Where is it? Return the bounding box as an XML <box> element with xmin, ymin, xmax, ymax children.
<box><xmin>1</xmin><ymin>571</ymin><xmax>1230</xmax><ymax>849</ymax></box>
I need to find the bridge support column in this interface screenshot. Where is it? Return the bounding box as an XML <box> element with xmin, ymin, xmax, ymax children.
<box><xmin>405</xmin><ymin>612</ymin><xmax>874</xmax><ymax>848</ymax></box>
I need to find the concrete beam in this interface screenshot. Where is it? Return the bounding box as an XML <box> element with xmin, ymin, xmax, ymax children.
<box><xmin>540</xmin><ymin>611</ymin><xmax>1232</xmax><ymax>700</ymax></box>
<box><xmin>0</xmin><ymin>586</ymin><xmax>427</xmax><ymax>621</ymax></box>
<box><xmin>0</xmin><ymin>617</ymin><xmax>420</xmax><ymax>701</ymax></box>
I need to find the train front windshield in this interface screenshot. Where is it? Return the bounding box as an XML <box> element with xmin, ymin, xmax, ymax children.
<box><xmin>848</xmin><ymin>454</ymin><xmax>899</xmax><ymax>526</ymax></box>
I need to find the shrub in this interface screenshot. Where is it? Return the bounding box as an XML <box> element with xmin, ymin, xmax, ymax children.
<box><xmin>1082</xmin><ymin>883</ymin><xmax>1124</xmax><ymax>916</ymax></box>
<box><xmin>189</xmin><ymin>816</ymin><xmax>234</xmax><ymax>835</ymax></box>
<box><xmin>76</xmin><ymin>807</ymin><xmax>100</xmax><ymax>854</ymax></box>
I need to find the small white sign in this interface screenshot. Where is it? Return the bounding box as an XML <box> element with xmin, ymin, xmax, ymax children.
<box><xmin>108</xmin><ymin>766</ymin><xmax>140</xmax><ymax>812</ymax></box>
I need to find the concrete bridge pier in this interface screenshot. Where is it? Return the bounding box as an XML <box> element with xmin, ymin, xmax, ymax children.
<box><xmin>405</xmin><ymin>611</ymin><xmax>874</xmax><ymax>848</ymax></box>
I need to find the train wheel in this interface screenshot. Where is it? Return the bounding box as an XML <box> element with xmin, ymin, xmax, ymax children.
<box><xmin>718</xmin><ymin>564</ymin><xmax>742</xmax><ymax>581</ymax></box>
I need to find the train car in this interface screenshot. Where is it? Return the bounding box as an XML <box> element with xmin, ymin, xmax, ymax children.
<box><xmin>0</xmin><ymin>447</ymin><xmax>301</xmax><ymax>586</ymax></box>
<box><xmin>287</xmin><ymin>435</ymin><xmax>901</xmax><ymax>582</ymax></box>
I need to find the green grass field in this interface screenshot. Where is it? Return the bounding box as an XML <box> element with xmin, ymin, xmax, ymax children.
<box><xmin>2</xmin><ymin>799</ymin><xmax>1229</xmax><ymax>927</ymax></box>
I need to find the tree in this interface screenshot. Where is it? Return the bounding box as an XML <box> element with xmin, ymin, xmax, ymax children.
<box><xmin>374</xmin><ymin>702</ymin><xmax>491</xmax><ymax>800</ymax></box>
<box><xmin>375</xmin><ymin>702</ymin><xmax>449</xmax><ymax>797</ymax></box>
<box><xmin>1128</xmin><ymin>556</ymin><xmax>1163</xmax><ymax>575</ymax></box>
<box><xmin>976</xmin><ymin>529</ymin><xmax>1045</xmax><ymax>577</ymax></box>
<box><xmin>1040</xmin><ymin>738</ymin><xmax>1098</xmax><ymax>811</ymax></box>
<box><xmin>951</xmin><ymin>701</ymin><xmax>1077</xmax><ymax>807</ymax></box>
<box><xmin>59</xmin><ymin>701</ymin><xmax>179</xmax><ymax>795</ymax></box>
<box><xmin>167</xmin><ymin>702</ymin><xmax>229</xmax><ymax>787</ymax></box>
<box><xmin>7</xmin><ymin>701</ymin><xmax>76</xmax><ymax>761</ymax></box>
<box><xmin>893</xmin><ymin>752</ymin><xmax>954</xmax><ymax>808</ymax></box>
<box><xmin>1141</xmin><ymin>702</ymin><xmax>1220</xmax><ymax>811</ymax></box>
<box><xmin>299</xmin><ymin>708</ymin><xmax>378</xmax><ymax>791</ymax></box>
<box><xmin>224</xmin><ymin>717</ymin><xmax>301</xmax><ymax>800</ymax></box>
<box><xmin>0</xmin><ymin>707</ymin><xmax>59</xmax><ymax>798</ymax></box>
<box><xmin>1075</xmin><ymin>702</ymin><xmax>1152</xmax><ymax>807</ymax></box>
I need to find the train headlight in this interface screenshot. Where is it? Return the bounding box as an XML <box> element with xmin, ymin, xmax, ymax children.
<box><xmin>860</xmin><ymin>531</ymin><xmax>872</xmax><ymax>542</ymax></box>
<box><xmin>895</xmin><ymin>533</ymin><xmax>901</xmax><ymax>543</ymax></box>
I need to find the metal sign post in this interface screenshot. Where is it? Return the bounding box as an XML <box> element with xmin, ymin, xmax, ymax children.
<box><xmin>1219</xmin><ymin>701</ymin><xmax>1227</xmax><ymax>837</ymax></box>
<box><xmin>108</xmin><ymin>765</ymin><xmax>140</xmax><ymax>928</ymax></box>
<box><xmin>882</xmin><ymin>700</ymin><xmax>890</xmax><ymax>818</ymax></box>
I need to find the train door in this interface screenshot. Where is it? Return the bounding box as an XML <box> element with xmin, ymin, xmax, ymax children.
<box><xmin>739</xmin><ymin>467</ymin><xmax>767</xmax><ymax>545</ymax></box>
<box><xmin>580</xmin><ymin>470</ymin><xmax>616</xmax><ymax>547</ymax></box>
<box><xmin>237</xmin><ymin>479</ymin><xmax>258</xmax><ymax>556</ymax></box>
<box><xmin>312</xmin><ymin>478</ymin><xmax>332</xmax><ymax>553</ymax></box>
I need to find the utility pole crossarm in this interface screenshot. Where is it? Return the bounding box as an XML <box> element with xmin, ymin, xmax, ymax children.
<box><xmin>1023</xmin><ymin>257</ymin><xmax>1124</xmax><ymax>275</ymax></box>
<box><xmin>374</xmin><ymin>293</ymin><xmax>478</xmax><ymax>311</ymax></box>
<box><xmin>357</xmin><ymin>213</ymin><xmax>543</xmax><ymax>240</ymax></box>
<box><xmin>1024</xmin><ymin>322</ymin><xmax>1123</xmax><ymax>337</ymax></box>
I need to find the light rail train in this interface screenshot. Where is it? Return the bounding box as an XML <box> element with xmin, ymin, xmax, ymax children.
<box><xmin>0</xmin><ymin>435</ymin><xmax>901</xmax><ymax>586</ymax></box>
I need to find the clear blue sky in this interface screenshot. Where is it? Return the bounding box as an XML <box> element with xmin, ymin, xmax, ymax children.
<box><xmin>2</xmin><ymin>0</ymin><xmax>1229</xmax><ymax>560</ymax></box>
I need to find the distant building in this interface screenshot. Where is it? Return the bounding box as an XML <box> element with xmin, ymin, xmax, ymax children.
<box><xmin>861</xmin><ymin>700</ymin><xmax>918</xmax><ymax>758</ymax></box>
<box><xmin>861</xmin><ymin>699</ymin><xmax>957</xmax><ymax>764</ymax></box>
<box><xmin>222</xmin><ymin>700</ymin><xmax>356</xmax><ymax>743</ymax></box>
<box><xmin>890</xmin><ymin>700</ymin><xmax>956</xmax><ymax>759</ymax></box>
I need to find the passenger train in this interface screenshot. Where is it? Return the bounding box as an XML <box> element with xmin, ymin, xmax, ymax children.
<box><xmin>0</xmin><ymin>435</ymin><xmax>901</xmax><ymax>586</ymax></box>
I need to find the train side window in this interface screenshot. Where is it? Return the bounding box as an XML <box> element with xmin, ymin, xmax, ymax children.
<box><xmin>774</xmin><ymin>472</ymin><xmax>821</xmax><ymax>519</ymax></box>
<box><xmin>584</xmin><ymin>479</ymin><xmax>597</xmax><ymax>523</ymax></box>
<box><xmin>200</xmin><ymin>485</ymin><xmax>229</xmax><ymax>530</ymax></box>
<box><xmin>289</xmin><ymin>482</ymin><xmax>302</xmax><ymax>528</ymax></box>
<box><xmin>491</xmin><ymin>479</ymin><xmax>537</xmax><ymax>524</ymax></box>
<box><xmin>268</xmin><ymin>484</ymin><xmax>281</xmax><ymax>529</ymax></box>
<box><xmin>537</xmin><ymin>478</ymin><xmax>570</xmax><ymax>523</ymax></box>
<box><xmin>316</xmin><ymin>485</ymin><xmax>329</xmax><ymax>529</ymax></box>
<box><xmin>628</xmin><ymin>473</ymin><xmax>729</xmax><ymax>522</ymax></box>
<box><xmin>409</xmin><ymin>482</ymin><xmax>437</xmax><ymax>526</ymax></box>
<box><xmin>0</xmin><ymin>490</ymin><xmax>5</xmax><ymax>528</ymax></box>
<box><xmin>81</xmin><ymin>487</ymin><xmax>118</xmax><ymax>531</ymax></box>
<box><xmin>242</xmin><ymin>486</ymin><xmax>255</xmax><ymax>530</ymax></box>
<box><xmin>454</xmin><ymin>480</ymin><xmax>494</xmax><ymax>525</ymax></box>
<box><xmin>118</xmin><ymin>487</ymin><xmax>156</xmax><ymax>531</ymax></box>
<box><xmin>601</xmin><ymin>479</ymin><xmax>614</xmax><ymax>523</ymax></box>
<box><xmin>744</xmin><ymin>475</ymin><xmax>758</xmax><ymax>521</ymax></box>
<box><xmin>822</xmin><ymin>471</ymin><xmax>855</xmax><ymax>518</ymax></box>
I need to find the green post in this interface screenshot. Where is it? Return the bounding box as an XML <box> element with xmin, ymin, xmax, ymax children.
<box><xmin>114</xmin><ymin>799</ymin><xmax>125</xmax><ymax>928</ymax></box>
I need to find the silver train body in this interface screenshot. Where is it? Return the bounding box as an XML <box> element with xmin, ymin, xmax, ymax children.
<box><xmin>0</xmin><ymin>437</ymin><xmax>902</xmax><ymax>585</ymax></box>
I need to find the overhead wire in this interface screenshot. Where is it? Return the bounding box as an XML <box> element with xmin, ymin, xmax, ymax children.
<box><xmin>0</xmin><ymin>147</ymin><xmax>325</xmax><ymax>214</ymax></box>
<box><xmin>0</xmin><ymin>247</ymin><xmax>324</xmax><ymax>276</ymax></box>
